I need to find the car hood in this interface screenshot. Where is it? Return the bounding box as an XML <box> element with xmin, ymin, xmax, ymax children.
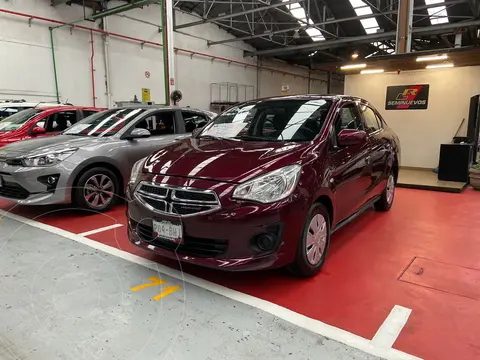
<box><xmin>143</xmin><ymin>137</ymin><xmax>312</xmax><ymax>183</ymax></box>
<box><xmin>0</xmin><ymin>135</ymin><xmax>104</xmax><ymax>158</ymax></box>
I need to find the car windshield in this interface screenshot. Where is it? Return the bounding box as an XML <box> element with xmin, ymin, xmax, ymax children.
<box><xmin>0</xmin><ymin>108</ymin><xmax>44</xmax><ymax>132</ymax></box>
<box><xmin>199</xmin><ymin>99</ymin><xmax>332</xmax><ymax>142</ymax></box>
<box><xmin>64</xmin><ymin>108</ymin><xmax>147</xmax><ymax>137</ymax></box>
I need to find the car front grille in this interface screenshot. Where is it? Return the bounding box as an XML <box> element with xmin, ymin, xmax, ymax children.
<box><xmin>135</xmin><ymin>182</ymin><xmax>221</xmax><ymax>217</ymax></box>
<box><xmin>0</xmin><ymin>180</ymin><xmax>30</xmax><ymax>200</ymax></box>
<box><xmin>132</xmin><ymin>220</ymin><xmax>228</xmax><ymax>258</ymax></box>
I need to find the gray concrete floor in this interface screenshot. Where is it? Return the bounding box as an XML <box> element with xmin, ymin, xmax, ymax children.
<box><xmin>0</xmin><ymin>217</ymin><xmax>381</xmax><ymax>360</ymax></box>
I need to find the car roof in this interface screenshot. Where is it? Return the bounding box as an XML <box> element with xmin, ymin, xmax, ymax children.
<box><xmin>240</xmin><ymin>94</ymin><xmax>367</xmax><ymax>104</ymax></box>
<box><xmin>111</xmin><ymin>105</ymin><xmax>214</xmax><ymax>114</ymax></box>
<box><xmin>0</xmin><ymin>102</ymin><xmax>67</xmax><ymax>107</ymax></box>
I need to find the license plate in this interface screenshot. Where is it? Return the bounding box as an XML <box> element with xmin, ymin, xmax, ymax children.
<box><xmin>152</xmin><ymin>220</ymin><xmax>183</xmax><ymax>244</ymax></box>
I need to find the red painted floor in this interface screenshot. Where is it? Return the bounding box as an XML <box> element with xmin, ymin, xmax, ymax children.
<box><xmin>2</xmin><ymin>188</ymin><xmax>480</xmax><ymax>360</ymax></box>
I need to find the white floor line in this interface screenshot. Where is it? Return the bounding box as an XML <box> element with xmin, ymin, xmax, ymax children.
<box><xmin>0</xmin><ymin>210</ymin><xmax>422</xmax><ymax>360</ymax></box>
<box><xmin>78</xmin><ymin>224</ymin><xmax>124</xmax><ymax>237</ymax></box>
<box><xmin>371</xmin><ymin>305</ymin><xmax>412</xmax><ymax>348</ymax></box>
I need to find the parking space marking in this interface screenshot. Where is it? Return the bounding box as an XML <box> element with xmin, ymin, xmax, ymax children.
<box><xmin>131</xmin><ymin>276</ymin><xmax>181</xmax><ymax>300</ymax></box>
<box><xmin>371</xmin><ymin>305</ymin><xmax>412</xmax><ymax>349</ymax></box>
<box><xmin>0</xmin><ymin>210</ymin><xmax>422</xmax><ymax>360</ymax></box>
<box><xmin>77</xmin><ymin>224</ymin><xmax>124</xmax><ymax>237</ymax></box>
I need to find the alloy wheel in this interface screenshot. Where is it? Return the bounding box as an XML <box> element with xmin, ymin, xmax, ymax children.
<box><xmin>306</xmin><ymin>214</ymin><xmax>327</xmax><ymax>265</ymax></box>
<box><xmin>386</xmin><ymin>174</ymin><xmax>395</xmax><ymax>205</ymax></box>
<box><xmin>83</xmin><ymin>174</ymin><xmax>115</xmax><ymax>209</ymax></box>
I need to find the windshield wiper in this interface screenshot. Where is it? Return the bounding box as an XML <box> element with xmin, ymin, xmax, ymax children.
<box><xmin>234</xmin><ymin>135</ymin><xmax>281</xmax><ymax>142</ymax></box>
<box><xmin>197</xmin><ymin>135</ymin><xmax>224</xmax><ymax>140</ymax></box>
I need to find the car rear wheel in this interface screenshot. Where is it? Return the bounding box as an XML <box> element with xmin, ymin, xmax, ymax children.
<box><xmin>374</xmin><ymin>173</ymin><xmax>395</xmax><ymax>211</ymax></box>
<box><xmin>73</xmin><ymin>167</ymin><xmax>119</xmax><ymax>212</ymax></box>
<box><xmin>288</xmin><ymin>203</ymin><xmax>331</xmax><ymax>277</ymax></box>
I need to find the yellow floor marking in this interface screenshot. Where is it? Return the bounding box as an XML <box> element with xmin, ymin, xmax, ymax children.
<box><xmin>130</xmin><ymin>276</ymin><xmax>165</xmax><ymax>292</ymax></box>
<box><xmin>153</xmin><ymin>286</ymin><xmax>181</xmax><ymax>301</ymax></box>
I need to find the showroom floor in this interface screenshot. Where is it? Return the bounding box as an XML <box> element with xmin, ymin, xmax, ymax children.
<box><xmin>1</xmin><ymin>187</ymin><xmax>480</xmax><ymax>360</ymax></box>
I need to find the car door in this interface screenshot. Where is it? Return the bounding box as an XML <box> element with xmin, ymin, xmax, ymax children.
<box><xmin>124</xmin><ymin>109</ymin><xmax>184</xmax><ymax>163</ymax></box>
<box><xmin>329</xmin><ymin>102</ymin><xmax>372</xmax><ymax>222</ymax></box>
<box><xmin>358</xmin><ymin>103</ymin><xmax>388</xmax><ymax>198</ymax></box>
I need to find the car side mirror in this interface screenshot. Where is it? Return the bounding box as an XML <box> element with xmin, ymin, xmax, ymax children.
<box><xmin>31</xmin><ymin>126</ymin><xmax>46</xmax><ymax>136</ymax></box>
<box><xmin>192</xmin><ymin>127</ymin><xmax>203</xmax><ymax>137</ymax></box>
<box><xmin>126</xmin><ymin>128</ymin><xmax>151</xmax><ymax>140</ymax></box>
<box><xmin>337</xmin><ymin>129</ymin><xmax>367</xmax><ymax>147</ymax></box>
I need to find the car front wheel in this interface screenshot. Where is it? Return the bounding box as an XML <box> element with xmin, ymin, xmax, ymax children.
<box><xmin>374</xmin><ymin>173</ymin><xmax>395</xmax><ymax>211</ymax></box>
<box><xmin>288</xmin><ymin>203</ymin><xmax>331</xmax><ymax>277</ymax></box>
<box><xmin>73</xmin><ymin>167</ymin><xmax>119</xmax><ymax>212</ymax></box>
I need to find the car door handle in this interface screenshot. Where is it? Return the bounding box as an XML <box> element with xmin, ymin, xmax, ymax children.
<box><xmin>365</xmin><ymin>156</ymin><xmax>371</xmax><ymax>165</ymax></box>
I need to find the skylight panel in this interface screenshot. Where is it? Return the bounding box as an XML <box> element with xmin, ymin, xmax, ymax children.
<box><xmin>282</xmin><ymin>0</ymin><xmax>325</xmax><ymax>41</ymax></box>
<box><xmin>349</xmin><ymin>0</ymin><xmax>380</xmax><ymax>34</ymax></box>
<box><xmin>425</xmin><ymin>0</ymin><xmax>449</xmax><ymax>24</ymax></box>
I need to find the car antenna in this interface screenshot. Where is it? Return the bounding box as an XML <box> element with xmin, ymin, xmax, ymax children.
<box><xmin>33</xmin><ymin>102</ymin><xmax>42</xmax><ymax>109</ymax></box>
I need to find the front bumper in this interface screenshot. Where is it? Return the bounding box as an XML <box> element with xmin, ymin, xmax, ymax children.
<box><xmin>126</xmin><ymin>174</ymin><xmax>309</xmax><ymax>271</ymax></box>
<box><xmin>0</xmin><ymin>160</ymin><xmax>76</xmax><ymax>205</ymax></box>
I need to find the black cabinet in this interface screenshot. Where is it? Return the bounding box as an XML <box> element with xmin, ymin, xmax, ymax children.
<box><xmin>438</xmin><ymin>143</ymin><xmax>472</xmax><ymax>182</ymax></box>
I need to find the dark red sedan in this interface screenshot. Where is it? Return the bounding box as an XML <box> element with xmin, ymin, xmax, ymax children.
<box><xmin>126</xmin><ymin>95</ymin><xmax>400</xmax><ymax>277</ymax></box>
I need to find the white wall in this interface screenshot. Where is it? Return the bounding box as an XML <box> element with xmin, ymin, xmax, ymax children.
<box><xmin>345</xmin><ymin>66</ymin><xmax>480</xmax><ymax>169</ymax></box>
<box><xmin>0</xmin><ymin>1</ymin><xmax>343</xmax><ymax>110</ymax></box>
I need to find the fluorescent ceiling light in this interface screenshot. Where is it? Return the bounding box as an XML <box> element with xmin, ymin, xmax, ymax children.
<box><xmin>416</xmin><ymin>54</ymin><xmax>448</xmax><ymax>62</ymax></box>
<box><xmin>361</xmin><ymin>69</ymin><xmax>384</xmax><ymax>74</ymax></box>
<box><xmin>426</xmin><ymin>63</ymin><xmax>454</xmax><ymax>69</ymax></box>
<box><xmin>341</xmin><ymin>63</ymin><xmax>367</xmax><ymax>70</ymax></box>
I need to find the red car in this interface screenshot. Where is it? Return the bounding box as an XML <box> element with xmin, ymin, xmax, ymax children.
<box><xmin>126</xmin><ymin>95</ymin><xmax>401</xmax><ymax>277</ymax></box>
<box><xmin>0</xmin><ymin>106</ymin><xmax>105</xmax><ymax>147</ymax></box>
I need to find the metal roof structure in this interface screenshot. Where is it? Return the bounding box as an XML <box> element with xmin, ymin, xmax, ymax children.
<box><xmin>56</xmin><ymin>0</ymin><xmax>480</xmax><ymax>72</ymax></box>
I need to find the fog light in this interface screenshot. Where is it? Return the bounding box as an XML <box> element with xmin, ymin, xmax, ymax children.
<box><xmin>256</xmin><ymin>233</ymin><xmax>277</xmax><ymax>252</ymax></box>
<box><xmin>47</xmin><ymin>176</ymin><xmax>57</xmax><ymax>185</ymax></box>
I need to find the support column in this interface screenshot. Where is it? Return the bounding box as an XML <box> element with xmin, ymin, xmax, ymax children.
<box><xmin>395</xmin><ymin>0</ymin><xmax>414</xmax><ymax>54</ymax></box>
<box><xmin>327</xmin><ymin>71</ymin><xmax>332</xmax><ymax>94</ymax></box>
<box><xmin>162</xmin><ymin>0</ymin><xmax>175</xmax><ymax>105</ymax></box>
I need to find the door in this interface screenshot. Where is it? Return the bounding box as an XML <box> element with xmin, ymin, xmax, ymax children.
<box><xmin>329</xmin><ymin>102</ymin><xmax>372</xmax><ymax>222</ymax></box>
<box><xmin>125</xmin><ymin>110</ymin><xmax>183</xmax><ymax>164</ymax></box>
<box><xmin>358</xmin><ymin>103</ymin><xmax>389</xmax><ymax>198</ymax></box>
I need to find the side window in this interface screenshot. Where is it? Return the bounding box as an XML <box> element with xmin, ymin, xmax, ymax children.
<box><xmin>359</xmin><ymin>105</ymin><xmax>380</xmax><ymax>134</ymax></box>
<box><xmin>48</xmin><ymin>111</ymin><xmax>77</xmax><ymax>132</ymax></box>
<box><xmin>135</xmin><ymin>111</ymin><xmax>175</xmax><ymax>136</ymax></box>
<box><xmin>334</xmin><ymin>103</ymin><xmax>364</xmax><ymax>138</ymax></box>
<box><xmin>82</xmin><ymin>110</ymin><xmax>97</xmax><ymax>119</ymax></box>
<box><xmin>181</xmin><ymin>112</ymin><xmax>208</xmax><ymax>133</ymax></box>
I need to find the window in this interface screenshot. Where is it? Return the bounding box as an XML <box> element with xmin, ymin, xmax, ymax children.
<box><xmin>359</xmin><ymin>105</ymin><xmax>380</xmax><ymax>134</ymax></box>
<box><xmin>50</xmin><ymin>111</ymin><xmax>77</xmax><ymax>132</ymax></box>
<box><xmin>182</xmin><ymin>112</ymin><xmax>208</xmax><ymax>132</ymax></box>
<box><xmin>82</xmin><ymin>110</ymin><xmax>98</xmax><ymax>119</ymax></box>
<box><xmin>136</xmin><ymin>111</ymin><xmax>175</xmax><ymax>136</ymax></box>
<box><xmin>0</xmin><ymin>109</ymin><xmax>43</xmax><ymax>132</ymax></box>
<box><xmin>334</xmin><ymin>104</ymin><xmax>364</xmax><ymax>137</ymax></box>
<box><xmin>64</xmin><ymin>108</ymin><xmax>147</xmax><ymax>137</ymax></box>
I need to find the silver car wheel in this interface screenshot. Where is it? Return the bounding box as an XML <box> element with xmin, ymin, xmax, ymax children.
<box><xmin>83</xmin><ymin>174</ymin><xmax>114</xmax><ymax>209</ymax></box>
<box><xmin>386</xmin><ymin>174</ymin><xmax>395</xmax><ymax>205</ymax></box>
<box><xmin>306</xmin><ymin>214</ymin><xmax>327</xmax><ymax>265</ymax></box>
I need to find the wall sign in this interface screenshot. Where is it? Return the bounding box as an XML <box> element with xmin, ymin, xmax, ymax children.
<box><xmin>145</xmin><ymin>71</ymin><xmax>150</xmax><ymax>78</ymax></box>
<box><xmin>281</xmin><ymin>85</ymin><xmax>290</xmax><ymax>95</ymax></box>
<box><xmin>385</xmin><ymin>84</ymin><xmax>430</xmax><ymax>110</ymax></box>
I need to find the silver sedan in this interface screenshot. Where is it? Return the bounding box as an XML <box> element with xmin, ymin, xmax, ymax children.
<box><xmin>0</xmin><ymin>106</ymin><xmax>215</xmax><ymax>211</ymax></box>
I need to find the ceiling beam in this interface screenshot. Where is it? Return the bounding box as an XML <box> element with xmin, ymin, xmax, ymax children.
<box><xmin>245</xmin><ymin>19</ymin><xmax>480</xmax><ymax>57</ymax></box>
<box><xmin>207</xmin><ymin>0</ymin><xmax>467</xmax><ymax>46</ymax></box>
<box><xmin>174</xmin><ymin>0</ymin><xmax>304</xmax><ymax>30</ymax></box>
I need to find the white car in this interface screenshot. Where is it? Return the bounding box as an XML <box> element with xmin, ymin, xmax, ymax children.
<box><xmin>0</xmin><ymin>102</ymin><xmax>69</xmax><ymax>120</ymax></box>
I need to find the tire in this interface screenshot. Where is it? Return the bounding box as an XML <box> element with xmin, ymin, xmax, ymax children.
<box><xmin>288</xmin><ymin>203</ymin><xmax>331</xmax><ymax>277</ymax></box>
<box><xmin>73</xmin><ymin>167</ymin><xmax>119</xmax><ymax>212</ymax></box>
<box><xmin>374</xmin><ymin>173</ymin><xmax>395</xmax><ymax>211</ymax></box>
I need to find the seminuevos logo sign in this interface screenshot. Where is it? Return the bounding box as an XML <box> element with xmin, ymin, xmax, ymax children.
<box><xmin>385</xmin><ymin>84</ymin><xmax>430</xmax><ymax>110</ymax></box>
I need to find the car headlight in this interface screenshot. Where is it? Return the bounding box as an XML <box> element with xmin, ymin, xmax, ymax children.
<box><xmin>232</xmin><ymin>165</ymin><xmax>301</xmax><ymax>204</ymax></box>
<box><xmin>22</xmin><ymin>149</ymin><xmax>77</xmax><ymax>167</ymax></box>
<box><xmin>129</xmin><ymin>157</ymin><xmax>147</xmax><ymax>185</ymax></box>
